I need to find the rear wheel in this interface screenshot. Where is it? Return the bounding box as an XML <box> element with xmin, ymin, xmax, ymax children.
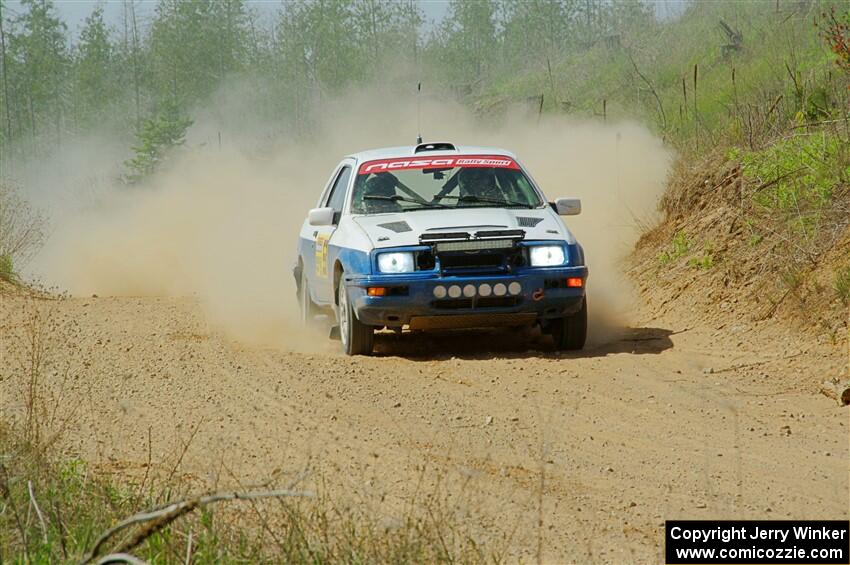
<box><xmin>551</xmin><ymin>298</ymin><xmax>587</xmax><ymax>351</ymax></box>
<box><xmin>337</xmin><ymin>277</ymin><xmax>374</xmax><ymax>355</ymax></box>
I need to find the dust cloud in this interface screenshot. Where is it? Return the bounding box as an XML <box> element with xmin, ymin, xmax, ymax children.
<box><xmin>27</xmin><ymin>87</ymin><xmax>671</xmax><ymax>350</ymax></box>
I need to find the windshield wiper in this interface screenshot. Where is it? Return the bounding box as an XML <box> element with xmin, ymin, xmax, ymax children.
<box><xmin>363</xmin><ymin>195</ymin><xmax>448</xmax><ymax>209</ymax></box>
<box><xmin>440</xmin><ymin>195</ymin><xmax>534</xmax><ymax>208</ymax></box>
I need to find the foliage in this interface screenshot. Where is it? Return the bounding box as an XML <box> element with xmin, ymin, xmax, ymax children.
<box><xmin>658</xmin><ymin>230</ymin><xmax>691</xmax><ymax>266</ymax></box>
<box><xmin>687</xmin><ymin>241</ymin><xmax>715</xmax><ymax>270</ymax></box>
<box><xmin>1</xmin><ymin>0</ymin><xmax>845</xmax><ymax>164</ymax></box>
<box><xmin>739</xmin><ymin>133</ymin><xmax>849</xmax><ymax>209</ymax></box>
<box><xmin>148</xmin><ymin>0</ymin><xmax>252</xmax><ymax>103</ymax></box>
<box><xmin>426</xmin><ymin>0</ymin><xmax>499</xmax><ymax>92</ymax></box>
<box><xmin>0</xmin><ymin>423</ymin><xmax>491</xmax><ymax>563</ymax></box>
<box><xmin>0</xmin><ymin>179</ymin><xmax>45</xmax><ymax>275</ymax></box>
<box><xmin>123</xmin><ymin>102</ymin><xmax>194</xmax><ymax>183</ymax></box>
<box><xmin>819</xmin><ymin>7</ymin><xmax>850</xmax><ymax>78</ymax></box>
<box><xmin>732</xmin><ymin>133</ymin><xmax>850</xmax><ymax>243</ymax></box>
<box><xmin>1</xmin><ymin>0</ymin><xmax>69</xmax><ymax>152</ymax></box>
<box><xmin>0</xmin><ymin>252</ymin><xmax>12</xmax><ymax>281</ymax></box>
<box><xmin>74</xmin><ymin>6</ymin><xmax>117</xmax><ymax>128</ymax></box>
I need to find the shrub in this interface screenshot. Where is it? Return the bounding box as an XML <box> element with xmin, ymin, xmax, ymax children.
<box><xmin>741</xmin><ymin>133</ymin><xmax>849</xmax><ymax>215</ymax></box>
<box><xmin>124</xmin><ymin>102</ymin><xmax>194</xmax><ymax>184</ymax></box>
<box><xmin>659</xmin><ymin>230</ymin><xmax>691</xmax><ymax>265</ymax></box>
<box><xmin>688</xmin><ymin>241</ymin><xmax>715</xmax><ymax>270</ymax></box>
<box><xmin>0</xmin><ymin>254</ymin><xmax>13</xmax><ymax>281</ymax></box>
<box><xmin>0</xmin><ymin>180</ymin><xmax>46</xmax><ymax>279</ymax></box>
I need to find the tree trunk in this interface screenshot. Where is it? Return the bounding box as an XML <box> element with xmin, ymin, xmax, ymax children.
<box><xmin>0</xmin><ymin>1</ymin><xmax>13</xmax><ymax>143</ymax></box>
<box><xmin>130</xmin><ymin>0</ymin><xmax>141</xmax><ymax>129</ymax></box>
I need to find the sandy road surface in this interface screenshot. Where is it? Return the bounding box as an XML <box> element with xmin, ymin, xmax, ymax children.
<box><xmin>1</xmin><ymin>292</ymin><xmax>848</xmax><ymax>563</ymax></box>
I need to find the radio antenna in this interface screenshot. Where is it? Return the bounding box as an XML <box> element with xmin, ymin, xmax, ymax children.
<box><xmin>416</xmin><ymin>82</ymin><xmax>423</xmax><ymax>144</ymax></box>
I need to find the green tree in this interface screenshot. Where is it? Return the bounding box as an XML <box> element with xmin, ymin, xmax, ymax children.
<box><xmin>6</xmin><ymin>0</ymin><xmax>69</xmax><ymax>149</ymax></box>
<box><xmin>426</xmin><ymin>0</ymin><xmax>498</xmax><ymax>94</ymax></box>
<box><xmin>352</xmin><ymin>0</ymin><xmax>422</xmax><ymax>71</ymax></box>
<box><xmin>124</xmin><ymin>102</ymin><xmax>193</xmax><ymax>183</ymax></box>
<box><xmin>148</xmin><ymin>0</ymin><xmax>250</xmax><ymax>105</ymax></box>
<box><xmin>75</xmin><ymin>5</ymin><xmax>117</xmax><ymax>129</ymax></box>
<box><xmin>276</xmin><ymin>0</ymin><xmax>362</xmax><ymax>95</ymax></box>
<box><xmin>501</xmin><ymin>0</ymin><xmax>578</xmax><ymax>68</ymax></box>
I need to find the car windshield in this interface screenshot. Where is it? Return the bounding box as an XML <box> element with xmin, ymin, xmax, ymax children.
<box><xmin>351</xmin><ymin>156</ymin><xmax>543</xmax><ymax>214</ymax></box>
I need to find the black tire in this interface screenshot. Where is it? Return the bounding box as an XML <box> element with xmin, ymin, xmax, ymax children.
<box><xmin>551</xmin><ymin>297</ymin><xmax>587</xmax><ymax>351</ymax></box>
<box><xmin>337</xmin><ymin>276</ymin><xmax>374</xmax><ymax>355</ymax></box>
<box><xmin>298</xmin><ymin>268</ymin><xmax>318</xmax><ymax>326</ymax></box>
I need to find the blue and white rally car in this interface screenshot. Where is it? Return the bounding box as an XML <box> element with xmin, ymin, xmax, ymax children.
<box><xmin>294</xmin><ymin>142</ymin><xmax>588</xmax><ymax>355</ymax></box>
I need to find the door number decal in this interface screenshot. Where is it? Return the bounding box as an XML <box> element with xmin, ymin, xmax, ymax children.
<box><xmin>315</xmin><ymin>234</ymin><xmax>329</xmax><ymax>278</ymax></box>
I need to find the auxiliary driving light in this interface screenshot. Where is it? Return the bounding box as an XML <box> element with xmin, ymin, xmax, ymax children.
<box><xmin>493</xmin><ymin>283</ymin><xmax>507</xmax><ymax>297</ymax></box>
<box><xmin>433</xmin><ymin>285</ymin><xmax>447</xmax><ymax>298</ymax></box>
<box><xmin>448</xmin><ymin>285</ymin><xmax>462</xmax><ymax>298</ymax></box>
<box><xmin>463</xmin><ymin>284</ymin><xmax>476</xmax><ymax>298</ymax></box>
<box><xmin>479</xmin><ymin>283</ymin><xmax>492</xmax><ymax>297</ymax></box>
<box><xmin>508</xmin><ymin>282</ymin><xmax>522</xmax><ymax>295</ymax></box>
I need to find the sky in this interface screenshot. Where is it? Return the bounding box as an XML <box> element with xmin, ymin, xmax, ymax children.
<box><xmin>5</xmin><ymin>0</ymin><xmax>688</xmax><ymax>40</ymax></box>
<box><xmin>4</xmin><ymin>0</ymin><xmax>451</xmax><ymax>38</ymax></box>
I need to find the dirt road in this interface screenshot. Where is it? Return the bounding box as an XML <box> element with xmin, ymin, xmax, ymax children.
<box><xmin>1</xmin><ymin>290</ymin><xmax>848</xmax><ymax>563</ymax></box>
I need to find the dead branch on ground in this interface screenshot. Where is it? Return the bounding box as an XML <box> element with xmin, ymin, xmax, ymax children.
<box><xmin>81</xmin><ymin>487</ymin><xmax>314</xmax><ymax>565</ymax></box>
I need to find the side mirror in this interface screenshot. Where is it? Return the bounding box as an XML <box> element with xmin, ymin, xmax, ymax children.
<box><xmin>308</xmin><ymin>207</ymin><xmax>334</xmax><ymax>226</ymax></box>
<box><xmin>553</xmin><ymin>197</ymin><xmax>581</xmax><ymax>216</ymax></box>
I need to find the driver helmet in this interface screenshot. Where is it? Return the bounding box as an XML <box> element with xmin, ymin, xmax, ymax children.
<box><xmin>363</xmin><ymin>173</ymin><xmax>400</xmax><ymax>212</ymax></box>
<box><xmin>458</xmin><ymin>168</ymin><xmax>501</xmax><ymax>201</ymax></box>
<box><xmin>365</xmin><ymin>173</ymin><xmax>396</xmax><ymax>197</ymax></box>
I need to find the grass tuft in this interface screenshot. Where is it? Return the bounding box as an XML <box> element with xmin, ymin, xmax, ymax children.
<box><xmin>658</xmin><ymin>230</ymin><xmax>692</xmax><ymax>266</ymax></box>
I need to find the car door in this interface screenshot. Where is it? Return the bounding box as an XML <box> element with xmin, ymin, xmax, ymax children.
<box><xmin>313</xmin><ymin>163</ymin><xmax>353</xmax><ymax>303</ymax></box>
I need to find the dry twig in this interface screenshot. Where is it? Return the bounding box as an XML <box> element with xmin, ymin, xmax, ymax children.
<box><xmin>27</xmin><ymin>480</ymin><xmax>48</xmax><ymax>544</ymax></box>
<box><xmin>81</xmin><ymin>488</ymin><xmax>313</xmax><ymax>564</ymax></box>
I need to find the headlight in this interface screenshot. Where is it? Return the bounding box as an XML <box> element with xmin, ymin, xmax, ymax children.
<box><xmin>377</xmin><ymin>252</ymin><xmax>415</xmax><ymax>273</ymax></box>
<box><xmin>529</xmin><ymin>245</ymin><xmax>566</xmax><ymax>267</ymax></box>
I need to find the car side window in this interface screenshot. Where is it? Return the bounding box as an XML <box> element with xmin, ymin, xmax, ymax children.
<box><xmin>325</xmin><ymin>166</ymin><xmax>352</xmax><ymax>223</ymax></box>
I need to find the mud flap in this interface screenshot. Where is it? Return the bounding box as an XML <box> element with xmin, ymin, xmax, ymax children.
<box><xmin>329</xmin><ymin>325</ymin><xmax>341</xmax><ymax>340</ymax></box>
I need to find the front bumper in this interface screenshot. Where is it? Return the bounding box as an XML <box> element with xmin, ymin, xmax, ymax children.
<box><xmin>345</xmin><ymin>266</ymin><xmax>588</xmax><ymax>329</ymax></box>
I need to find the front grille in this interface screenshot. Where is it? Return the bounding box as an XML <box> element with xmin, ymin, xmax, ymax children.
<box><xmin>433</xmin><ymin>296</ymin><xmax>520</xmax><ymax>310</ymax></box>
<box><xmin>437</xmin><ymin>247</ymin><xmax>526</xmax><ymax>274</ymax></box>
<box><xmin>440</xmin><ymin>252</ymin><xmax>505</xmax><ymax>270</ymax></box>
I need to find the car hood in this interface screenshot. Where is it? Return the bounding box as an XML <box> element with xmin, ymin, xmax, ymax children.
<box><xmin>352</xmin><ymin>207</ymin><xmax>573</xmax><ymax>248</ymax></box>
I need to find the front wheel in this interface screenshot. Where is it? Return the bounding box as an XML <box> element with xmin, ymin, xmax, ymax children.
<box><xmin>551</xmin><ymin>298</ymin><xmax>587</xmax><ymax>351</ymax></box>
<box><xmin>337</xmin><ymin>278</ymin><xmax>374</xmax><ymax>355</ymax></box>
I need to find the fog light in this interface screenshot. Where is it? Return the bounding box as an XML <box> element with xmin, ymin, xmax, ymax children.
<box><xmin>567</xmin><ymin>277</ymin><xmax>583</xmax><ymax>288</ymax></box>
<box><xmin>367</xmin><ymin>287</ymin><xmax>387</xmax><ymax>297</ymax></box>
<box><xmin>433</xmin><ymin>285</ymin><xmax>447</xmax><ymax>298</ymax></box>
<box><xmin>448</xmin><ymin>285</ymin><xmax>462</xmax><ymax>298</ymax></box>
<box><xmin>479</xmin><ymin>283</ymin><xmax>492</xmax><ymax>297</ymax></box>
<box><xmin>508</xmin><ymin>282</ymin><xmax>522</xmax><ymax>295</ymax></box>
<box><xmin>463</xmin><ymin>284</ymin><xmax>476</xmax><ymax>298</ymax></box>
<box><xmin>493</xmin><ymin>283</ymin><xmax>507</xmax><ymax>296</ymax></box>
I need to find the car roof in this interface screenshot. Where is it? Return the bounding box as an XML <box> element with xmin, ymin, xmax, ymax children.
<box><xmin>346</xmin><ymin>143</ymin><xmax>518</xmax><ymax>163</ymax></box>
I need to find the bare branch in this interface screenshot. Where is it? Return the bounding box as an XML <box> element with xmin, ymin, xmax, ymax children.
<box><xmin>95</xmin><ymin>553</ymin><xmax>150</xmax><ymax>565</ymax></box>
<box><xmin>81</xmin><ymin>488</ymin><xmax>314</xmax><ymax>565</ymax></box>
<box><xmin>624</xmin><ymin>47</ymin><xmax>667</xmax><ymax>130</ymax></box>
<box><xmin>27</xmin><ymin>480</ymin><xmax>48</xmax><ymax>544</ymax></box>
